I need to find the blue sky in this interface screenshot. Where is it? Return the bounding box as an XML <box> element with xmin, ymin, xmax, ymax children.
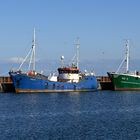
<box><xmin>0</xmin><ymin>0</ymin><xmax>140</xmax><ymax>75</ymax></box>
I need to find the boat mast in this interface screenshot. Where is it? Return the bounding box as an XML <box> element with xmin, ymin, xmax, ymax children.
<box><xmin>18</xmin><ymin>28</ymin><xmax>36</xmax><ymax>71</ymax></box>
<box><xmin>69</xmin><ymin>38</ymin><xmax>80</xmax><ymax>68</ymax></box>
<box><xmin>75</xmin><ymin>38</ymin><xmax>80</xmax><ymax>68</ymax></box>
<box><xmin>33</xmin><ymin>28</ymin><xmax>36</xmax><ymax>71</ymax></box>
<box><xmin>126</xmin><ymin>40</ymin><xmax>129</xmax><ymax>73</ymax></box>
<box><xmin>28</xmin><ymin>28</ymin><xmax>36</xmax><ymax>71</ymax></box>
<box><xmin>116</xmin><ymin>40</ymin><xmax>130</xmax><ymax>73</ymax></box>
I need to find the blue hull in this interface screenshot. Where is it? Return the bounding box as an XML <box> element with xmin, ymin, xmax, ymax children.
<box><xmin>9</xmin><ymin>72</ymin><xmax>98</xmax><ymax>93</ymax></box>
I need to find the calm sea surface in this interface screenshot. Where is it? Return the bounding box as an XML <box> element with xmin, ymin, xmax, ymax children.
<box><xmin>0</xmin><ymin>91</ymin><xmax>140</xmax><ymax>140</ymax></box>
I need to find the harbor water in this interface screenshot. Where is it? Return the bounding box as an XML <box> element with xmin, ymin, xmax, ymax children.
<box><xmin>0</xmin><ymin>91</ymin><xmax>140</xmax><ymax>140</ymax></box>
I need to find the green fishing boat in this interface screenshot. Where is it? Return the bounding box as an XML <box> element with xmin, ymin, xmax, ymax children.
<box><xmin>107</xmin><ymin>40</ymin><xmax>140</xmax><ymax>91</ymax></box>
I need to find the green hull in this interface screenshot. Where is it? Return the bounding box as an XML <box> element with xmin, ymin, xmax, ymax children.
<box><xmin>107</xmin><ymin>72</ymin><xmax>140</xmax><ymax>91</ymax></box>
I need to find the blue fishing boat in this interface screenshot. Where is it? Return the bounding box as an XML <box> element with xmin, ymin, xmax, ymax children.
<box><xmin>9</xmin><ymin>29</ymin><xmax>98</xmax><ymax>93</ymax></box>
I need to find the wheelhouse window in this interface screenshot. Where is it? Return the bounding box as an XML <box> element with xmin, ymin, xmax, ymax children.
<box><xmin>58</xmin><ymin>69</ymin><xmax>79</xmax><ymax>74</ymax></box>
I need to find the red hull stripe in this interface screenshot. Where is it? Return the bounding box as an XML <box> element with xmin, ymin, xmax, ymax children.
<box><xmin>15</xmin><ymin>88</ymin><xmax>97</xmax><ymax>93</ymax></box>
<box><xmin>114</xmin><ymin>88</ymin><xmax>140</xmax><ymax>91</ymax></box>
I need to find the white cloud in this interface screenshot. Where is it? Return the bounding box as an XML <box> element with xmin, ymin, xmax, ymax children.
<box><xmin>9</xmin><ymin>57</ymin><xmax>24</xmax><ymax>63</ymax></box>
<box><xmin>0</xmin><ymin>57</ymin><xmax>24</xmax><ymax>63</ymax></box>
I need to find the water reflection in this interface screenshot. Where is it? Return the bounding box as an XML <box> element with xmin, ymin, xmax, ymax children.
<box><xmin>0</xmin><ymin>91</ymin><xmax>140</xmax><ymax>139</ymax></box>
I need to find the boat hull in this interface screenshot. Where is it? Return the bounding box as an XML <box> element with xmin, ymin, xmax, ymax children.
<box><xmin>9</xmin><ymin>72</ymin><xmax>98</xmax><ymax>93</ymax></box>
<box><xmin>107</xmin><ymin>72</ymin><xmax>140</xmax><ymax>91</ymax></box>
